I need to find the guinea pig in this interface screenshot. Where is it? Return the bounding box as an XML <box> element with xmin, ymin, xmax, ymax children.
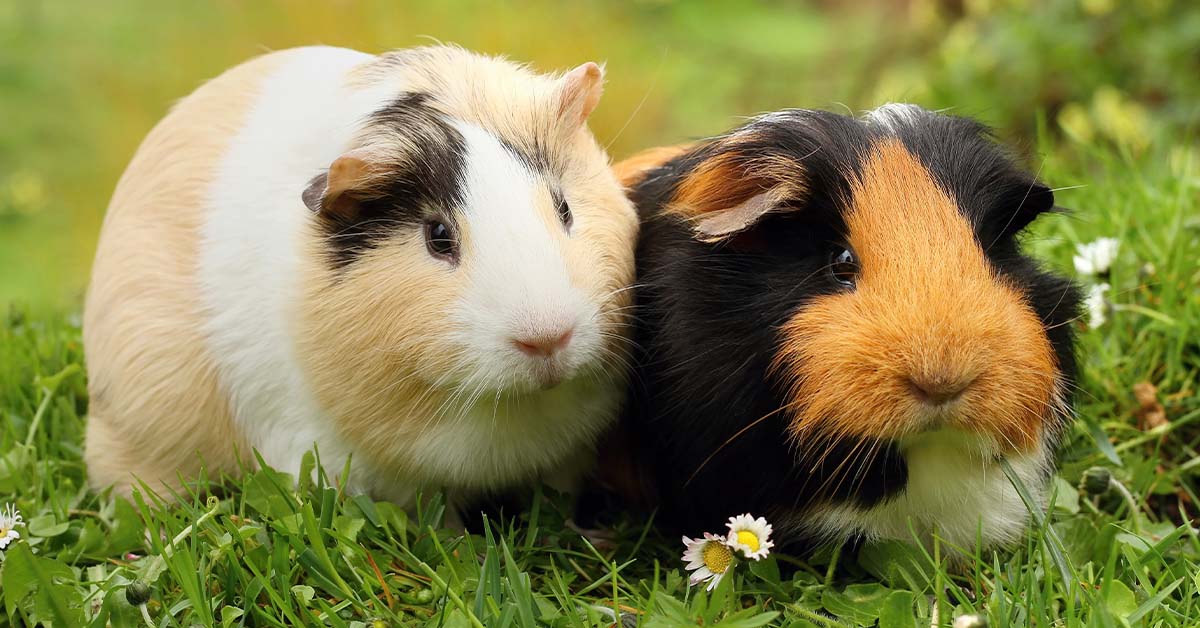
<box><xmin>83</xmin><ymin>45</ymin><xmax>638</xmax><ymax>511</ymax></box>
<box><xmin>612</xmin><ymin>104</ymin><xmax>1080</xmax><ymax>550</ymax></box>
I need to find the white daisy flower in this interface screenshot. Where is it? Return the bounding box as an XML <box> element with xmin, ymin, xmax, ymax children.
<box><xmin>952</xmin><ymin>614</ymin><xmax>988</xmax><ymax>628</ymax></box>
<box><xmin>1085</xmin><ymin>282</ymin><xmax>1111</xmax><ymax>328</ymax></box>
<box><xmin>681</xmin><ymin>533</ymin><xmax>735</xmax><ymax>591</ymax></box>
<box><xmin>1073</xmin><ymin>237</ymin><xmax>1119</xmax><ymax>276</ymax></box>
<box><xmin>725</xmin><ymin>514</ymin><xmax>774</xmax><ymax>560</ymax></box>
<box><xmin>0</xmin><ymin>503</ymin><xmax>22</xmax><ymax>550</ymax></box>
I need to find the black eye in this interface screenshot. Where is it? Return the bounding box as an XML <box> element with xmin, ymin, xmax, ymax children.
<box><xmin>424</xmin><ymin>219</ymin><xmax>459</xmax><ymax>263</ymax></box>
<box><xmin>828</xmin><ymin>246</ymin><xmax>858</xmax><ymax>288</ymax></box>
<box><xmin>557</xmin><ymin>196</ymin><xmax>573</xmax><ymax>230</ymax></box>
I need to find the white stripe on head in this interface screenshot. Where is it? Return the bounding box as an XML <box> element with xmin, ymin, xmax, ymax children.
<box><xmin>865</xmin><ymin>102</ymin><xmax>926</xmax><ymax>132</ymax></box>
<box><xmin>449</xmin><ymin>121</ymin><xmax>599</xmax><ymax>391</ymax></box>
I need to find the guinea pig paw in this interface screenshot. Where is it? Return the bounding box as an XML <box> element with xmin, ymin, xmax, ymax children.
<box><xmin>565</xmin><ymin>518</ymin><xmax>617</xmax><ymax>552</ymax></box>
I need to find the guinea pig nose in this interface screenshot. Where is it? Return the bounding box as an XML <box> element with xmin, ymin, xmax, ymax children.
<box><xmin>907</xmin><ymin>375</ymin><xmax>973</xmax><ymax>405</ymax></box>
<box><xmin>512</xmin><ymin>328</ymin><xmax>574</xmax><ymax>358</ymax></box>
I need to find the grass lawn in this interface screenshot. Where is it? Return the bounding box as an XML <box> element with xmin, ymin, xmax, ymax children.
<box><xmin>2</xmin><ymin>1</ymin><xmax>1200</xmax><ymax>626</ymax></box>
<box><xmin>1</xmin><ymin>138</ymin><xmax>1197</xmax><ymax>626</ymax></box>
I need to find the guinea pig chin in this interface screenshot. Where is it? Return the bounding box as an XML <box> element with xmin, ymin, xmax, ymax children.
<box><xmin>774</xmin><ymin>140</ymin><xmax>1061</xmax><ymax>455</ymax></box>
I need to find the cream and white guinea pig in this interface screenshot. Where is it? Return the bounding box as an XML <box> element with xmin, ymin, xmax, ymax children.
<box><xmin>83</xmin><ymin>45</ymin><xmax>638</xmax><ymax>510</ymax></box>
<box><xmin>609</xmin><ymin>105</ymin><xmax>1081</xmax><ymax>549</ymax></box>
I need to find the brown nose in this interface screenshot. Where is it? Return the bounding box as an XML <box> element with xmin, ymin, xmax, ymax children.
<box><xmin>908</xmin><ymin>375</ymin><xmax>973</xmax><ymax>405</ymax></box>
<box><xmin>512</xmin><ymin>329</ymin><xmax>574</xmax><ymax>358</ymax></box>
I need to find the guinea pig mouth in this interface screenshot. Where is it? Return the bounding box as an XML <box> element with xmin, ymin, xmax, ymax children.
<box><xmin>895</xmin><ymin>428</ymin><xmax>1005</xmax><ymax>464</ymax></box>
<box><xmin>517</xmin><ymin>356</ymin><xmax>577</xmax><ymax>391</ymax></box>
<box><xmin>532</xmin><ymin>367</ymin><xmax>567</xmax><ymax>390</ymax></box>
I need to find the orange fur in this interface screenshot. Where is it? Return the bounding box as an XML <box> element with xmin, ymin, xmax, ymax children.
<box><xmin>612</xmin><ymin>144</ymin><xmax>694</xmax><ymax>188</ymax></box>
<box><xmin>775</xmin><ymin>139</ymin><xmax>1057</xmax><ymax>454</ymax></box>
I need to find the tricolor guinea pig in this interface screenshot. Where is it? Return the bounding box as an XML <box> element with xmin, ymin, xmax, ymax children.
<box><xmin>83</xmin><ymin>46</ymin><xmax>638</xmax><ymax>510</ymax></box>
<box><xmin>612</xmin><ymin>105</ymin><xmax>1080</xmax><ymax>549</ymax></box>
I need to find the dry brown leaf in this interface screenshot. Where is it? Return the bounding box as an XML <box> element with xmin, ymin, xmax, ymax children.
<box><xmin>1133</xmin><ymin>381</ymin><xmax>1168</xmax><ymax>431</ymax></box>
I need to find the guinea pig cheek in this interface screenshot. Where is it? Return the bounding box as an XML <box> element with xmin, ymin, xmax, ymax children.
<box><xmin>774</xmin><ymin>141</ymin><xmax>1059</xmax><ymax>456</ymax></box>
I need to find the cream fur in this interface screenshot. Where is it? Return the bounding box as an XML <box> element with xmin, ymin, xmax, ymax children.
<box><xmin>82</xmin><ymin>52</ymin><xmax>287</xmax><ymax>493</ymax></box>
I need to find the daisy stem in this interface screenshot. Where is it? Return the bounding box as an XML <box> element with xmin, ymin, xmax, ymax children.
<box><xmin>23</xmin><ymin>383</ymin><xmax>55</xmax><ymax>450</ymax></box>
<box><xmin>1108</xmin><ymin>477</ymin><xmax>1142</xmax><ymax>534</ymax></box>
<box><xmin>824</xmin><ymin>541</ymin><xmax>842</xmax><ymax>588</ymax></box>
<box><xmin>790</xmin><ymin>604</ymin><xmax>852</xmax><ymax>627</ymax></box>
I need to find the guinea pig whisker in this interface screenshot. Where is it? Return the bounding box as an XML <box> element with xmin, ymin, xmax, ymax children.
<box><xmin>1047</xmin><ymin>184</ymin><xmax>1089</xmax><ymax>193</ymax></box>
<box><xmin>1042</xmin><ymin>311</ymin><xmax>1089</xmax><ymax>331</ymax></box>
<box><xmin>775</xmin><ymin>262</ymin><xmax>845</xmax><ymax>305</ymax></box>
<box><xmin>1037</xmin><ymin>279</ymin><xmax>1082</xmax><ymax>326</ymax></box>
<box><xmin>844</xmin><ymin>438</ymin><xmax>887</xmax><ymax>498</ymax></box>
<box><xmin>1053</xmin><ymin>376</ymin><xmax>1095</xmax><ymax>404</ymax></box>
<box><xmin>591</xmin><ymin>340</ymin><xmax>631</xmax><ymax>366</ymax></box>
<box><xmin>593</xmin><ymin>341</ymin><xmax>636</xmax><ymax>374</ymax></box>
<box><xmin>813</xmin><ymin>435</ymin><xmax>878</xmax><ymax>501</ymax></box>
<box><xmin>684</xmin><ymin>405</ymin><xmax>793</xmax><ymax>488</ymax></box>
<box><xmin>604</xmin><ymin>60</ymin><xmax>663</xmax><ymax>151</ymax></box>
<box><xmin>597</xmin><ymin>303</ymin><xmax>647</xmax><ymax>325</ymax></box>
<box><xmin>986</xmin><ymin>161</ymin><xmax>1048</xmax><ymax>253</ymax></box>
<box><xmin>321</xmin><ymin>218</ymin><xmax>412</xmax><ymax>241</ymax></box>
<box><xmin>597</xmin><ymin>331</ymin><xmax>641</xmax><ymax>356</ymax></box>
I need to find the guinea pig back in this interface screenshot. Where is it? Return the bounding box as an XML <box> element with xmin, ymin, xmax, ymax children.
<box><xmin>616</xmin><ymin>104</ymin><xmax>1080</xmax><ymax>549</ymax></box>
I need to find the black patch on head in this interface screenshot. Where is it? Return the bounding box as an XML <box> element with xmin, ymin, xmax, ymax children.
<box><xmin>498</xmin><ymin>136</ymin><xmax>551</xmax><ymax>174</ymax></box>
<box><xmin>316</xmin><ymin>93</ymin><xmax>467</xmax><ymax>269</ymax></box>
<box><xmin>618</xmin><ymin>106</ymin><xmax>1079</xmax><ymax>542</ymax></box>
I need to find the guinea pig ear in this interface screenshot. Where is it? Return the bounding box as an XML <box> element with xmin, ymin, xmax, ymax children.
<box><xmin>997</xmin><ymin>179</ymin><xmax>1056</xmax><ymax>233</ymax></box>
<box><xmin>556</xmin><ymin>62</ymin><xmax>604</xmax><ymax>127</ymax></box>
<box><xmin>669</xmin><ymin>151</ymin><xmax>806</xmax><ymax>242</ymax></box>
<box><xmin>302</xmin><ymin>148</ymin><xmax>385</xmax><ymax>219</ymax></box>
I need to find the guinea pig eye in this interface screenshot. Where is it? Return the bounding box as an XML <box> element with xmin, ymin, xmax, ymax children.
<box><xmin>556</xmin><ymin>197</ymin><xmax>573</xmax><ymax>230</ymax></box>
<box><xmin>424</xmin><ymin>219</ymin><xmax>459</xmax><ymax>263</ymax></box>
<box><xmin>828</xmin><ymin>246</ymin><xmax>859</xmax><ymax>288</ymax></box>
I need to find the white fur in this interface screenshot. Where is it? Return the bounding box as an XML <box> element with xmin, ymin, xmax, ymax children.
<box><xmin>796</xmin><ymin>430</ymin><xmax>1051</xmax><ymax>550</ymax></box>
<box><xmin>199</xmin><ymin>47</ymin><xmax>400</xmax><ymax>488</ymax></box>
<box><xmin>450</xmin><ymin>122</ymin><xmax>601</xmax><ymax>390</ymax></box>
<box><xmin>865</xmin><ymin>103</ymin><xmax>926</xmax><ymax>131</ymax></box>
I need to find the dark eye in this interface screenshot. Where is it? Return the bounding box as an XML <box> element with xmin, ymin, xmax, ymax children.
<box><xmin>556</xmin><ymin>196</ymin><xmax>573</xmax><ymax>230</ymax></box>
<box><xmin>424</xmin><ymin>219</ymin><xmax>459</xmax><ymax>263</ymax></box>
<box><xmin>828</xmin><ymin>246</ymin><xmax>859</xmax><ymax>288</ymax></box>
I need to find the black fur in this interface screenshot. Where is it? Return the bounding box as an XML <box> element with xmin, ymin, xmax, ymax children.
<box><xmin>618</xmin><ymin>107</ymin><xmax>1081</xmax><ymax>542</ymax></box>
<box><xmin>316</xmin><ymin>92</ymin><xmax>468</xmax><ymax>269</ymax></box>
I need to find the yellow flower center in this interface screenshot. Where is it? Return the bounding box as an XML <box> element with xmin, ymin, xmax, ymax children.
<box><xmin>735</xmin><ymin>530</ymin><xmax>760</xmax><ymax>552</ymax></box>
<box><xmin>702</xmin><ymin>541</ymin><xmax>732</xmax><ymax>574</ymax></box>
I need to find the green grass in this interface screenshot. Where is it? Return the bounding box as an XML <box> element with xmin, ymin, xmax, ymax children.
<box><xmin>3</xmin><ymin>1</ymin><xmax>1200</xmax><ymax>626</ymax></box>
<box><xmin>1</xmin><ymin>142</ymin><xmax>1198</xmax><ymax>626</ymax></box>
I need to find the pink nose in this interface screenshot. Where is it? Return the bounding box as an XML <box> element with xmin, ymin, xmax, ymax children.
<box><xmin>513</xmin><ymin>329</ymin><xmax>574</xmax><ymax>358</ymax></box>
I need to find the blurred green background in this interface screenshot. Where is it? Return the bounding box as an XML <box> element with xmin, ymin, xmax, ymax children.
<box><xmin>0</xmin><ymin>0</ymin><xmax>1196</xmax><ymax>309</ymax></box>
